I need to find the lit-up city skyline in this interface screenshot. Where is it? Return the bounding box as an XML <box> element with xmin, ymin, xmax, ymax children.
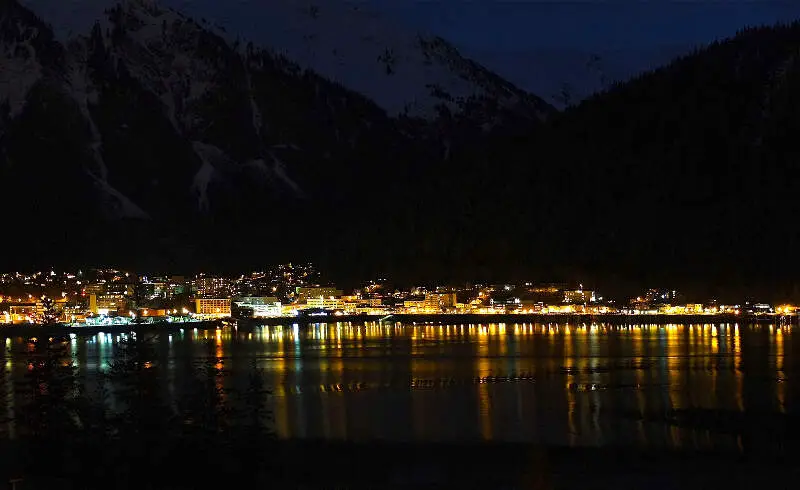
<box><xmin>0</xmin><ymin>264</ymin><xmax>794</xmax><ymax>326</ymax></box>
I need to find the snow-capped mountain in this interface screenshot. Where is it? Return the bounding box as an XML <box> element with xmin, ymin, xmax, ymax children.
<box><xmin>0</xmin><ymin>0</ymin><xmax>552</xmax><ymax>227</ymax></box>
<box><xmin>20</xmin><ymin>0</ymin><xmax>550</xmax><ymax>119</ymax></box>
<box><xmin>217</xmin><ymin>0</ymin><xmax>548</xmax><ymax>119</ymax></box>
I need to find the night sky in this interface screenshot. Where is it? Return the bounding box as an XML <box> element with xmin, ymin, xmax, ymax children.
<box><xmin>369</xmin><ymin>0</ymin><xmax>800</xmax><ymax>51</ymax></box>
<box><xmin>25</xmin><ymin>0</ymin><xmax>800</xmax><ymax>100</ymax></box>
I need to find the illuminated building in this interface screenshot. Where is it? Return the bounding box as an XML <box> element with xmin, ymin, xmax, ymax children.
<box><xmin>528</xmin><ymin>283</ymin><xmax>564</xmax><ymax>294</ymax></box>
<box><xmin>341</xmin><ymin>297</ymin><xmax>384</xmax><ymax>313</ymax></box>
<box><xmin>403</xmin><ymin>300</ymin><xmax>425</xmax><ymax>311</ymax></box>
<box><xmin>90</xmin><ymin>294</ymin><xmax>130</xmax><ymax>315</ymax></box>
<box><xmin>194</xmin><ymin>276</ymin><xmax>232</xmax><ymax>298</ymax></box>
<box><xmin>8</xmin><ymin>304</ymin><xmax>36</xmax><ymax>324</ymax></box>
<box><xmin>685</xmin><ymin>304</ymin><xmax>703</xmax><ymax>314</ymax></box>
<box><xmin>105</xmin><ymin>282</ymin><xmax>135</xmax><ymax>296</ymax></box>
<box><xmin>520</xmin><ymin>300</ymin><xmax>545</xmax><ymax>312</ymax></box>
<box><xmin>234</xmin><ymin>297</ymin><xmax>282</xmax><ymax>317</ymax></box>
<box><xmin>744</xmin><ymin>303</ymin><xmax>774</xmax><ymax>315</ymax></box>
<box><xmin>168</xmin><ymin>276</ymin><xmax>187</xmax><ymax>296</ymax></box>
<box><xmin>543</xmin><ymin>304</ymin><xmax>576</xmax><ymax>314</ymax></box>
<box><xmin>401</xmin><ymin>293</ymin><xmax>457</xmax><ymax>313</ymax></box>
<box><xmin>84</xmin><ymin>282</ymin><xmax>105</xmax><ymax>296</ymax></box>
<box><xmin>564</xmin><ymin>287</ymin><xmax>596</xmax><ymax>304</ymax></box>
<box><xmin>305</xmin><ymin>296</ymin><xmax>344</xmax><ymax>310</ymax></box>
<box><xmin>195</xmin><ymin>298</ymin><xmax>231</xmax><ymax>317</ymax></box>
<box><xmin>425</xmin><ymin>293</ymin><xmax>457</xmax><ymax>310</ymax></box>
<box><xmin>645</xmin><ymin>288</ymin><xmax>681</xmax><ymax>305</ymax></box>
<box><xmin>138</xmin><ymin>308</ymin><xmax>167</xmax><ymax>317</ymax></box>
<box><xmin>296</xmin><ymin>287</ymin><xmax>343</xmax><ymax>301</ymax></box>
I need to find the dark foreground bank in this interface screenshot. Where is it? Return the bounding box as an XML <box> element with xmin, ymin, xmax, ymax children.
<box><xmin>0</xmin><ymin>438</ymin><xmax>798</xmax><ymax>490</ymax></box>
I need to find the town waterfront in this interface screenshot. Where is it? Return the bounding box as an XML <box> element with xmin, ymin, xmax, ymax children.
<box><xmin>2</xmin><ymin>321</ymin><xmax>795</xmax><ymax>451</ymax></box>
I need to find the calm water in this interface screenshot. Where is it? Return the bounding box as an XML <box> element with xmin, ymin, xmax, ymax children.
<box><xmin>2</xmin><ymin>322</ymin><xmax>796</xmax><ymax>448</ymax></box>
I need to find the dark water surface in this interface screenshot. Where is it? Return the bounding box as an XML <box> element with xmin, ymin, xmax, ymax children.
<box><xmin>2</xmin><ymin>322</ymin><xmax>796</xmax><ymax>449</ymax></box>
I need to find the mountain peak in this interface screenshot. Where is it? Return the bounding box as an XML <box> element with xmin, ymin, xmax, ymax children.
<box><xmin>226</xmin><ymin>0</ymin><xmax>548</xmax><ymax>118</ymax></box>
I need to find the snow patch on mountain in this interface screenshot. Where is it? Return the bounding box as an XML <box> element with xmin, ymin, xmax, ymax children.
<box><xmin>106</xmin><ymin>2</ymin><xmax>212</xmax><ymax>136</ymax></box>
<box><xmin>269</xmin><ymin>153</ymin><xmax>304</xmax><ymax>198</ymax></box>
<box><xmin>86</xmin><ymin>169</ymin><xmax>151</xmax><ymax>219</ymax></box>
<box><xmin>191</xmin><ymin>141</ymin><xmax>226</xmax><ymax>212</ymax></box>
<box><xmin>0</xmin><ymin>33</ymin><xmax>42</xmax><ymax>117</ymax></box>
<box><xmin>244</xmin><ymin>69</ymin><xmax>262</xmax><ymax>136</ymax></box>
<box><xmin>64</xmin><ymin>55</ymin><xmax>108</xmax><ymax>179</ymax></box>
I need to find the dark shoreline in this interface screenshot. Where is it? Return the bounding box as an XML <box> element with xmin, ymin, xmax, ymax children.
<box><xmin>2</xmin><ymin>438</ymin><xmax>797</xmax><ymax>489</ymax></box>
<box><xmin>274</xmin><ymin>440</ymin><xmax>800</xmax><ymax>489</ymax></box>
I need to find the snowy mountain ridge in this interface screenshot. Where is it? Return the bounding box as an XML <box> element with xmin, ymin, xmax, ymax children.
<box><xmin>231</xmin><ymin>0</ymin><xmax>542</xmax><ymax>118</ymax></box>
<box><xmin>19</xmin><ymin>0</ymin><xmax>549</xmax><ymax>119</ymax></box>
<box><xmin>0</xmin><ymin>2</ymin><xmax>46</xmax><ymax>118</ymax></box>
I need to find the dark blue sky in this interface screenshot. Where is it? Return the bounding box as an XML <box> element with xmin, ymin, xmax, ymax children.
<box><xmin>28</xmin><ymin>0</ymin><xmax>800</xmax><ymax>52</ymax></box>
<box><xmin>367</xmin><ymin>0</ymin><xmax>800</xmax><ymax>51</ymax></box>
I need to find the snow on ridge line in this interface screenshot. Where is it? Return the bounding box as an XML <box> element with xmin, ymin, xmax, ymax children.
<box><xmin>0</xmin><ymin>52</ymin><xmax>42</xmax><ymax>118</ymax></box>
<box><xmin>21</xmin><ymin>0</ymin><xmax>533</xmax><ymax>118</ymax></box>
<box><xmin>191</xmin><ymin>141</ymin><xmax>244</xmax><ymax>212</ymax></box>
<box><xmin>85</xmin><ymin>170</ymin><xmax>151</xmax><ymax>219</ymax></box>
<box><xmin>269</xmin><ymin>153</ymin><xmax>305</xmax><ymax>199</ymax></box>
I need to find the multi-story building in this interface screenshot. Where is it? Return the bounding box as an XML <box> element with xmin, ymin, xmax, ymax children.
<box><xmin>403</xmin><ymin>299</ymin><xmax>426</xmax><ymax>311</ymax></box>
<box><xmin>105</xmin><ymin>282</ymin><xmax>135</xmax><ymax>297</ymax></box>
<box><xmin>341</xmin><ymin>296</ymin><xmax>383</xmax><ymax>311</ymax></box>
<box><xmin>645</xmin><ymin>289</ymin><xmax>682</xmax><ymax>306</ymax></box>
<box><xmin>305</xmin><ymin>297</ymin><xmax>344</xmax><ymax>310</ymax></box>
<box><xmin>401</xmin><ymin>293</ymin><xmax>457</xmax><ymax>313</ymax></box>
<box><xmin>564</xmin><ymin>288</ymin><xmax>596</xmax><ymax>304</ymax></box>
<box><xmin>8</xmin><ymin>304</ymin><xmax>37</xmax><ymax>324</ymax></box>
<box><xmin>233</xmin><ymin>297</ymin><xmax>282</xmax><ymax>318</ymax></box>
<box><xmin>744</xmin><ymin>303</ymin><xmax>774</xmax><ymax>315</ymax></box>
<box><xmin>84</xmin><ymin>282</ymin><xmax>106</xmax><ymax>296</ymax></box>
<box><xmin>168</xmin><ymin>276</ymin><xmax>187</xmax><ymax>296</ymax></box>
<box><xmin>424</xmin><ymin>293</ymin><xmax>457</xmax><ymax>311</ymax></box>
<box><xmin>194</xmin><ymin>276</ymin><xmax>232</xmax><ymax>298</ymax></box>
<box><xmin>89</xmin><ymin>294</ymin><xmax>130</xmax><ymax>315</ymax></box>
<box><xmin>685</xmin><ymin>303</ymin><xmax>704</xmax><ymax>314</ymax></box>
<box><xmin>195</xmin><ymin>298</ymin><xmax>231</xmax><ymax>317</ymax></box>
<box><xmin>296</xmin><ymin>287</ymin><xmax>343</xmax><ymax>302</ymax></box>
<box><xmin>140</xmin><ymin>281</ymin><xmax>167</xmax><ymax>300</ymax></box>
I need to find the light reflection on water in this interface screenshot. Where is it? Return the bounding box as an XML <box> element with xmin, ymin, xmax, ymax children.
<box><xmin>0</xmin><ymin>322</ymin><xmax>795</xmax><ymax>448</ymax></box>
